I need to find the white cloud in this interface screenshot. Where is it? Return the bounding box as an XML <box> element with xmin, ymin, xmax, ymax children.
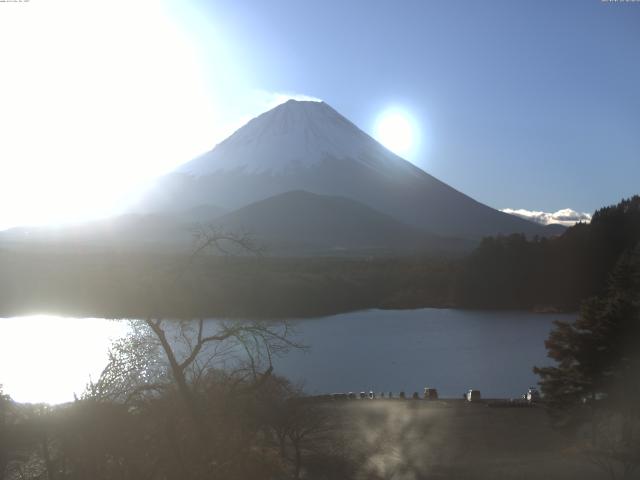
<box><xmin>501</xmin><ymin>208</ymin><xmax>592</xmax><ymax>227</ymax></box>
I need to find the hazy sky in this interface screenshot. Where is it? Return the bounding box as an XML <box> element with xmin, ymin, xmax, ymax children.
<box><xmin>0</xmin><ymin>0</ymin><xmax>638</xmax><ymax>229</ymax></box>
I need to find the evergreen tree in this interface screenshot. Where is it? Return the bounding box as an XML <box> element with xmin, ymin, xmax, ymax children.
<box><xmin>534</xmin><ymin>245</ymin><xmax>640</xmax><ymax>478</ymax></box>
<box><xmin>535</xmin><ymin>246</ymin><xmax>639</xmax><ymax>408</ymax></box>
<box><xmin>456</xmin><ymin>195</ymin><xmax>640</xmax><ymax>310</ymax></box>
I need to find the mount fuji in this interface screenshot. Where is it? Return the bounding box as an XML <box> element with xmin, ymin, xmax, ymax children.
<box><xmin>139</xmin><ymin>99</ymin><xmax>557</xmax><ymax>240</ymax></box>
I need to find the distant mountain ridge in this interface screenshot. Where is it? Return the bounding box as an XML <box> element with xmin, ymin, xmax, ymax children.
<box><xmin>209</xmin><ymin>190</ymin><xmax>471</xmax><ymax>255</ymax></box>
<box><xmin>0</xmin><ymin>191</ymin><xmax>472</xmax><ymax>256</ymax></box>
<box><xmin>139</xmin><ymin>100</ymin><xmax>558</xmax><ymax>240</ymax></box>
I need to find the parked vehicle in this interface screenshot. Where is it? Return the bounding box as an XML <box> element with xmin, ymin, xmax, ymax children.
<box><xmin>423</xmin><ymin>387</ymin><xmax>439</xmax><ymax>400</ymax></box>
<box><xmin>411</xmin><ymin>391</ymin><xmax>420</xmax><ymax>399</ymax></box>
<box><xmin>465</xmin><ymin>389</ymin><xmax>481</xmax><ymax>402</ymax></box>
<box><xmin>348</xmin><ymin>392</ymin><xmax>356</xmax><ymax>400</ymax></box>
<box><xmin>399</xmin><ymin>391</ymin><xmax>406</xmax><ymax>399</ymax></box>
<box><xmin>368</xmin><ymin>391</ymin><xmax>375</xmax><ymax>400</ymax></box>
<box><xmin>525</xmin><ymin>387</ymin><xmax>540</xmax><ymax>402</ymax></box>
<box><xmin>359</xmin><ymin>392</ymin><xmax>366</xmax><ymax>399</ymax></box>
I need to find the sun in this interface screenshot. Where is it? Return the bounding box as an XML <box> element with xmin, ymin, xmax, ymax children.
<box><xmin>374</xmin><ymin>110</ymin><xmax>416</xmax><ymax>157</ymax></box>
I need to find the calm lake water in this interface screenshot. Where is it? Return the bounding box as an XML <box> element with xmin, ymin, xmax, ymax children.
<box><xmin>0</xmin><ymin>309</ymin><xmax>574</xmax><ymax>404</ymax></box>
<box><xmin>273</xmin><ymin>309</ymin><xmax>574</xmax><ymax>398</ymax></box>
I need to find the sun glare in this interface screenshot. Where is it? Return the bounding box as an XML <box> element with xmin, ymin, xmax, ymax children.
<box><xmin>0</xmin><ymin>316</ymin><xmax>130</xmax><ymax>404</ymax></box>
<box><xmin>374</xmin><ymin>110</ymin><xmax>417</xmax><ymax>158</ymax></box>
<box><xmin>0</xmin><ymin>1</ymin><xmax>219</xmax><ymax>230</ymax></box>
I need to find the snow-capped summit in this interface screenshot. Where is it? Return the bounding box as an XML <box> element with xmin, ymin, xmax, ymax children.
<box><xmin>178</xmin><ymin>100</ymin><xmax>419</xmax><ymax>177</ymax></box>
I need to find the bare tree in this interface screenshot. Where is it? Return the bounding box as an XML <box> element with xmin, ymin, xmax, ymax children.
<box><xmin>80</xmin><ymin>226</ymin><xmax>304</xmax><ymax>479</ymax></box>
<box><xmin>144</xmin><ymin>317</ymin><xmax>300</xmax><ymax>443</ymax></box>
<box><xmin>260</xmin><ymin>378</ymin><xmax>329</xmax><ymax>480</ymax></box>
<box><xmin>84</xmin><ymin>321</ymin><xmax>168</xmax><ymax>405</ymax></box>
<box><xmin>286</xmin><ymin>401</ymin><xmax>327</xmax><ymax>480</ymax></box>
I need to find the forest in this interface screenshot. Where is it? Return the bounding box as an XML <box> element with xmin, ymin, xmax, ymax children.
<box><xmin>1</xmin><ymin>197</ymin><xmax>639</xmax><ymax>319</ymax></box>
<box><xmin>455</xmin><ymin>196</ymin><xmax>640</xmax><ymax>310</ymax></box>
<box><xmin>0</xmin><ymin>249</ymin><xmax>456</xmax><ymax>319</ymax></box>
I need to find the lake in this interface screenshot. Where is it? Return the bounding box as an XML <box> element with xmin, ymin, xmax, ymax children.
<box><xmin>273</xmin><ymin>308</ymin><xmax>573</xmax><ymax>398</ymax></box>
<box><xmin>0</xmin><ymin>309</ymin><xmax>574</xmax><ymax>404</ymax></box>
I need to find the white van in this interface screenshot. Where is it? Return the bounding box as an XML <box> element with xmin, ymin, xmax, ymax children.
<box><xmin>526</xmin><ymin>387</ymin><xmax>540</xmax><ymax>402</ymax></box>
<box><xmin>465</xmin><ymin>389</ymin><xmax>481</xmax><ymax>402</ymax></box>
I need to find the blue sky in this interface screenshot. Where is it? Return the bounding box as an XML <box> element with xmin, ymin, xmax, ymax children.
<box><xmin>0</xmin><ymin>0</ymin><xmax>638</xmax><ymax>228</ymax></box>
<box><xmin>179</xmin><ymin>0</ymin><xmax>640</xmax><ymax>214</ymax></box>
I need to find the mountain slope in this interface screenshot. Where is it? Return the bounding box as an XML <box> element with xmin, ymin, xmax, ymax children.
<box><xmin>139</xmin><ymin>100</ymin><xmax>551</xmax><ymax>239</ymax></box>
<box><xmin>210</xmin><ymin>190</ymin><xmax>466</xmax><ymax>254</ymax></box>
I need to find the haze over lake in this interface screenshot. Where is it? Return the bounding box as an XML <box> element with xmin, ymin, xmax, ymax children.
<box><xmin>0</xmin><ymin>309</ymin><xmax>573</xmax><ymax>404</ymax></box>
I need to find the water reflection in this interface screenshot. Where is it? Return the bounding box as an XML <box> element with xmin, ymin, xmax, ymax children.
<box><xmin>0</xmin><ymin>316</ymin><xmax>130</xmax><ymax>404</ymax></box>
<box><xmin>0</xmin><ymin>310</ymin><xmax>572</xmax><ymax>404</ymax></box>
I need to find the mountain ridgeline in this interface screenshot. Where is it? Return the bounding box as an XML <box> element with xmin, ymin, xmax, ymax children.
<box><xmin>138</xmin><ymin>99</ymin><xmax>557</xmax><ymax>245</ymax></box>
<box><xmin>2</xmin><ymin>100</ymin><xmax>562</xmax><ymax>256</ymax></box>
<box><xmin>208</xmin><ymin>190</ymin><xmax>473</xmax><ymax>255</ymax></box>
<box><xmin>455</xmin><ymin>195</ymin><xmax>640</xmax><ymax>310</ymax></box>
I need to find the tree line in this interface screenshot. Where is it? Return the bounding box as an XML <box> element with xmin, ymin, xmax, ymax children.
<box><xmin>453</xmin><ymin>196</ymin><xmax>640</xmax><ymax>478</ymax></box>
<box><xmin>534</xmin><ymin>243</ymin><xmax>640</xmax><ymax>479</ymax></box>
<box><xmin>502</xmin><ymin>196</ymin><xmax>640</xmax><ymax>479</ymax></box>
<box><xmin>455</xmin><ymin>196</ymin><xmax>640</xmax><ymax>310</ymax></box>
